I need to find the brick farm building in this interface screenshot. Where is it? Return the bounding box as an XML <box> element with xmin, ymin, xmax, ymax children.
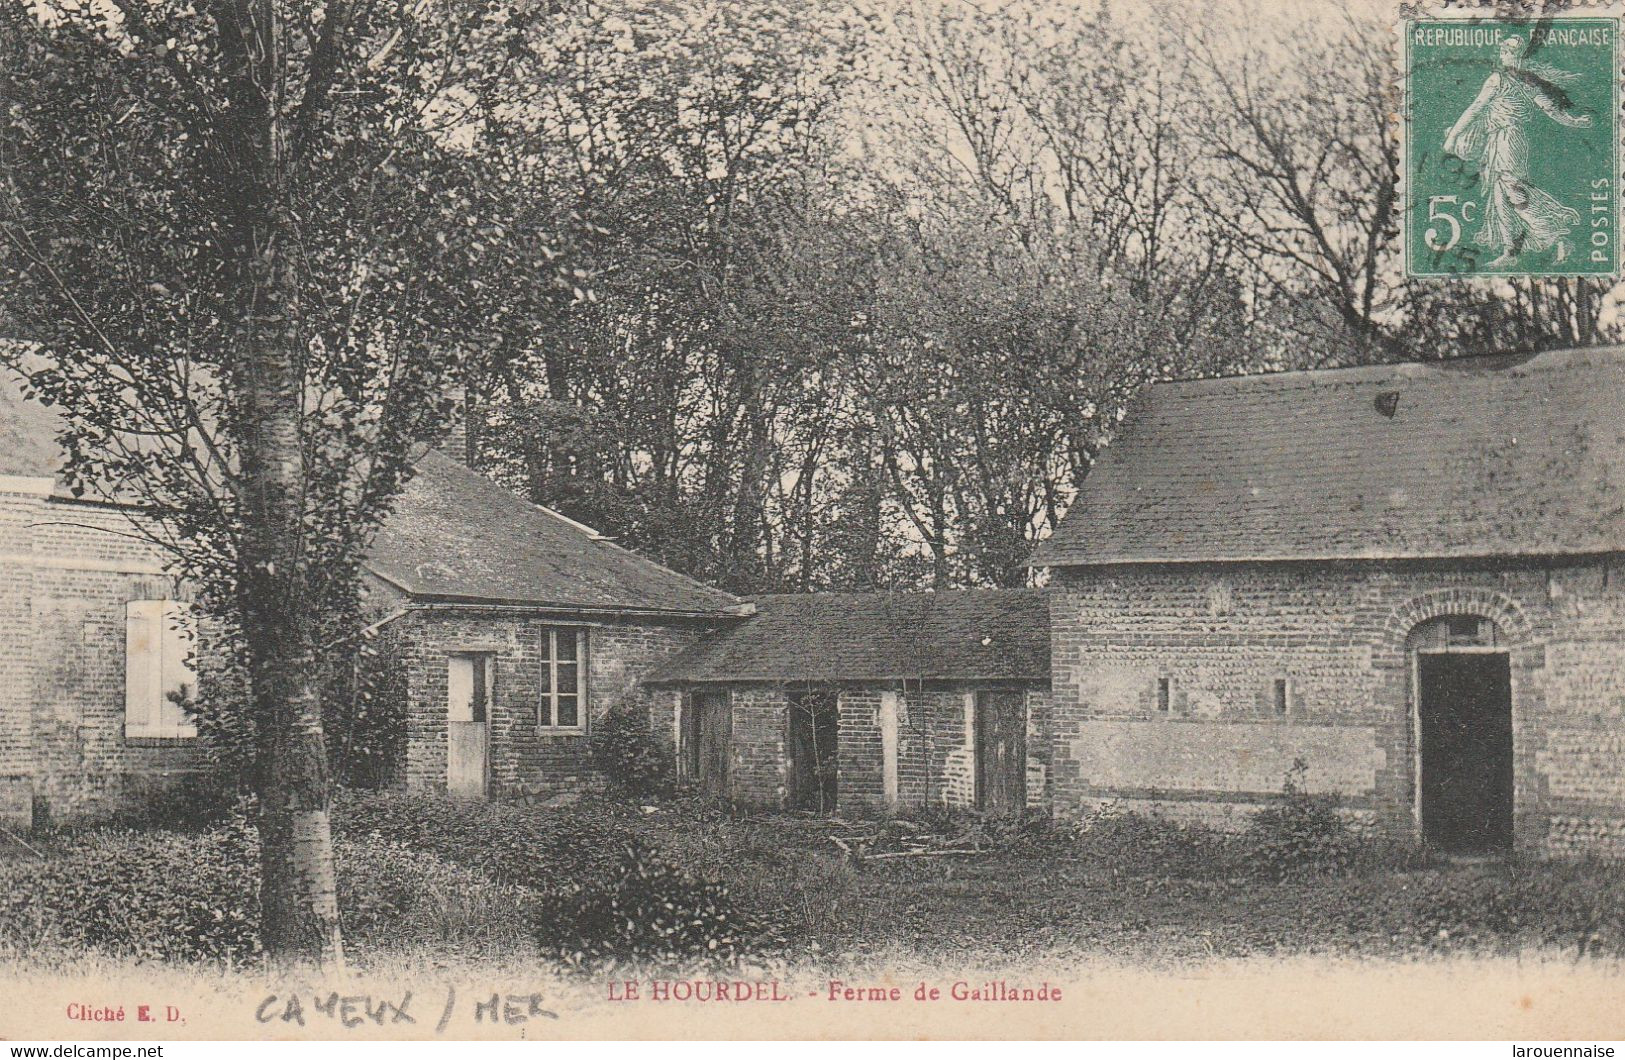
<box><xmin>1032</xmin><ymin>346</ymin><xmax>1625</xmax><ymax>857</ymax></box>
<box><xmin>2</xmin><ymin>345</ymin><xmax>1623</xmax><ymax>858</ymax></box>
<box><xmin>647</xmin><ymin>591</ymin><xmax>1051</xmax><ymax>816</ymax></box>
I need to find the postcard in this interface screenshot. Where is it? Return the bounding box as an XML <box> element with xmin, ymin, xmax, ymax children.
<box><xmin>0</xmin><ymin>0</ymin><xmax>1623</xmax><ymax>1043</ymax></box>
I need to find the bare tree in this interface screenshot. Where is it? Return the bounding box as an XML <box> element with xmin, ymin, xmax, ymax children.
<box><xmin>1183</xmin><ymin>10</ymin><xmax>1405</xmax><ymax>364</ymax></box>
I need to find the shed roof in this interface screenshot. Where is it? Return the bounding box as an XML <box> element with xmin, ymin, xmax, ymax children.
<box><xmin>1030</xmin><ymin>346</ymin><xmax>1625</xmax><ymax>567</ymax></box>
<box><xmin>648</xmin><ymin>589</ymin><xmax>1050</xmax><ymax>685</ymax></box>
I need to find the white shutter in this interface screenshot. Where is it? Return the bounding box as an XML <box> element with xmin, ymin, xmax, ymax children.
<box><xmin>125</xmin><ymin>600</ymin><xmax>197</xmax><ymax>738</ymax></box>
<box><xmin>124</xmin><ymin>600</ymin><xmax>164</xmax><ymax>736</ymax></box>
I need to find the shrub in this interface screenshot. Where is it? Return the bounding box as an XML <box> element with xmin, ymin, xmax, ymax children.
<box><xmin>1246</xmin><ymin>759</ymin><xmax>1357</xmax><ymax>879</ymax></box>
<box><xmin>1074</xmin><ymin>804</ymin><xmax>1241</xmax><ymax>879</ymax></box>
<box><xmin>589</xmin><ymin>709</ymin><xmax>674</xmax><ymax>798</ymax></box>
<box><xmin>0</xmin><ymin>821</ymin><xmax>261</xmax><ymax>965</ymax></box>
<box><xmin>182</xmin><ymin>611</ymin><xmax>408</xmax><ymax>789</ymax></box>
<box><xmin>335</xmin><ymin>835</ymin><xmax>537</xmax><ymax>952</ymax></box>
<box><xmin>1336</xmin><ymin>860</ymin><xmax>1625</xmax><ymax>957</ymax></box>
<box><xmin>335</xmin><ymin>790</ymin><xmax>636</xmax><ymax>892</ymax></box>
<box><xmin>0</xmin><ymin>815</ymin><xmax>537</xmax><ymax>965</ymax></box>
<box><xmin>536</xmin><ymin>842</ymin><xmax>767</xmax><ymax>968</ymax></box>
<box><xmin>102</xmin><ymin>771</ymin><xmax>245</xmax><ymax>834</ymax></box>
<box><xmin>326</xmin><ymin>627</ymin><xmax>410</xmax><ymax>789</ymax></box>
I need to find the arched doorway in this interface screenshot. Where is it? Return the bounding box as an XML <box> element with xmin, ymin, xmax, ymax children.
<box><xmin>1411</xmin><ymin>615</ymin><xmax>1513</xmax><ymax>854</ymax></box>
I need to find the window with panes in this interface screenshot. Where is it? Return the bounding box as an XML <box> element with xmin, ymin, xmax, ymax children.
<box><xmin>538</xmin><ymin>627</ymin><xmax>587</xmax><ymax>729</ymax></box>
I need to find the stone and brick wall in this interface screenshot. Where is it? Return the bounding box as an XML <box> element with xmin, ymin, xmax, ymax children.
<box><xmin>1050</xmin><ymin>556</ymin><xmax>1625</xmax><ymax>854</ymax></box>
<box><xmin>0</xmin><ymin>489</ymin><xmax>210</xmax><ymax>829</ymax></box>
<box><xmin>398</xmin><ymin>610</ymin><xmax>716</xmax><ymax>797</ymax></box>
<box><xmin>683</xmin><ymin>682</ymin><xmax>1050</xmax><ymax>815</ymax></box>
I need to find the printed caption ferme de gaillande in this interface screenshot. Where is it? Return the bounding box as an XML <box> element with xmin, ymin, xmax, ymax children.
<box><xmin>604</xmin><ymin>979</ymin><xmax>1063</xmax><ymax>1003</ymax></box>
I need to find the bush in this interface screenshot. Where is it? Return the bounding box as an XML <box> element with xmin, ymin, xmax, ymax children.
<box><xmin>1074</xmin><ymin>804</ymin><xmax>1241</xmax><ymax>879</ymax></box>
<box><xmin>101</xmin><ymin>771</ymin><xmax>245</xmax><ymax>834</ymax></box>
<box><xmin>335</xmin><ymin>790</ymin><xmax>636</xmax><ymax>893</ymax></box>
<box><xmin>590</xmin><ymin>709</ymin><xmax>674</xmax><ymax>798</ymax></box>
<box><xmin>1246</xmin><ymin>759</ymin><xmax>1357</xmax><ymax>879</ymax></box>
<box><xmin>326</xmin><ymin>627</ymin><xmax>410</xmax><ymax>789</ymax></box>
<box><xmin>0</xmin><ymin>821</ymin><xmax>261</xmax><ymax>965</ymax></box>
<box><xmin>335</xmin><ymin>835</ymin><xmax>537</xmax><ymax>952</ymax></box>
<box><xmin>181</xmin><ymin>610</ymin><xmax>408</xmax><ymax>789</ymax></box>
<box><xmin>0</xmin><ymin>814</ymin><xmax>537</xmax><ymax>965</ymax></box>
<box><xmin>536</xmin><ymin>842</ymin><xmax>767</xmax><ymax>968</ymax></box>
<box><xmin>1337</xmin><ymin>860</ymin><xmax>1625</xmax><ymax>957</ymax></box>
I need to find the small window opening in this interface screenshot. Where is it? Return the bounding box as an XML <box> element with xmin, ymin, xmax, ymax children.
<box><xmin>1446</xmin><ymin>615</ymin><xmax>1479</xmax><ymax>639</ymax></box>
<box><xmin>1156</xmin><ymin>676</ymin><xmax>1171</xmax><ymax>712</ymax></box>
<box><xmin>1444</xmin><ymin>615</ymin><xmax>1494</xmax><ymax>647</ymax></box>
<box><xmin>1273</xmin><ymin>677</ymin><xmax>1291</xmax><ymax>715</ymax></box>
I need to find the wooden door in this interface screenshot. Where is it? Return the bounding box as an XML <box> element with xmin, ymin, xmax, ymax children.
<box><xmin>690</xmin><ymin>690</ymin><xmax>731</xmax><ymax>797</ymax></box>
<box><xmin>975</xmin><ymin>689</ymin><xmax>1027</xmax><ymax>815</ymax></box>
<box><xmin>447</xmin><ymin>654</ymin><xmax>491</xmax><ymax>796</ymax></box>
<box><xmin>1418</xmin><ymin>652</ymin><xmax>1513</xmax><ymax>853</ymax></box>
<box><xmin>787</xmin><ymin>688</ymin><xmax>839</xmax><ymax>812</ymax></box>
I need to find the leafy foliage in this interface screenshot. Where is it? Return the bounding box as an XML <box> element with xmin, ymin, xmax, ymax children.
<box><xmin>334</xmin><ymin>835</ymin><xmax>536</xmax><ymax>953</ymax></box>
<box><xmin>102</xmin><ymin>772</ymin><xmax>244</xmax><ymax>835</ymax></box>
<box><xmin>1246</xmin><ymin>759</ymin><xmax>1358</xmax><ymax>880</ymax></box>
<box><xmin>1073</xmin><ymin>803</ymin><xmax>1244</xmax><ymax>880</ymax></box>
<box><xmin>0</xmin><ymin>822</ymin><xmax>262</xmax><ymax>965</ymax></box>
<box><xmin>180</xmin><ymin>613</ymin><xmax>409</xmax><ymax>789</ymax></box>
<box><xmin>0</xmin><ymin>0</ymin><xmax>586</xmax><ymax>958</ymax></box>
<box><xmin>337</xmin><ymin>792</ymin><xmax>766</xmax><ymax>967</ymax></box>
<box><xmin>536</xmin><ymin>842</ymin><xmax>768</xmax><ymax>968</ymax></box>
<box><xmin>0</xmin><ymin>817</ymin><xmax>533</xmax><ymax>965</ymax></box>
<box><xmin>334</xmin><ymin>790</ymin><xmax>636</xmax><ymax>891</ymax></box>
<box><xmin>590</xmin><ymin>709</ymin><xmax>675</xmax><ymax>799</ymax></box>
<box><xmin>1333</xmin><ymin>860</ymin><xmax>1625</xmax><ymax>957</ymax></box>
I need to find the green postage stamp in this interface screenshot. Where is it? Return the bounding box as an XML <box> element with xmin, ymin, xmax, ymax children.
<box><xmin>1405</xmin><ymin>15</ymin><xmax>1619</xmax><ymax>276</ymax></box>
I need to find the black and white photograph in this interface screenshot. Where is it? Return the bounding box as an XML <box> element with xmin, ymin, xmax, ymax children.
<box><xmin>0</xmin><ymin>0</ymin><xmax>1623</xmax><ymax>1043</ymax></box>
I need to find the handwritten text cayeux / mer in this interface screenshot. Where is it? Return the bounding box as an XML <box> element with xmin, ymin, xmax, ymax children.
<box><xmin>255</xmin><ymin>987</ymin><xmax>556</xmax><ymax>1032</ymax></box>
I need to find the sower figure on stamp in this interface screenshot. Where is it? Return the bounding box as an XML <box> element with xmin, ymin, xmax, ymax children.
<box><xmin>1444</xmin><ymin>35</ymin><xmax>1593</xmax><ymax>268</ymax></box>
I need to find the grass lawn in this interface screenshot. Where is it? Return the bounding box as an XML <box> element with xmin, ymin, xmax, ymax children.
<box><xmin>5</xmin><ymin>790</ymin><xmax>1625</xmax><ymax>972</ymax></box>
<box><xmin>7</xmin><ymin>793</ymin><xmax>1625</xmax><ymax>1038</ymax></box>
<box><xmin>604</xmin><ymin>798</ymin><xmax>1625</xmax><ymax>966</ymax></box>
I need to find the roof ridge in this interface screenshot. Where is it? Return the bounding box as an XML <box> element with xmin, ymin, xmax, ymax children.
<box><xmin>1151</xmin><ymin>345</ymin><xmax>1624</xmax><ymax>392</ymax></box>
<box><xmin>372</xmin><ymin>448</ymin><xmax>742</xmax><ymax>612</ymax></box>
<box><xmin>748</xmin><ymin>587</ymin><xmax>1042</xmax><ymax>601</ymax></box>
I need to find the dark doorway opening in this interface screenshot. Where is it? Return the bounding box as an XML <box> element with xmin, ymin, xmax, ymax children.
<box><xmin>787</xmin><ymin>688</ymin><xmax>839</xmax><ymax>812</ymax></box>
<box><xmin>682</xmin><ymin>690</ymin><xmax>731</xmax><ymax>798</ymax></box>
<box><xmin>975</xmin><ymin>689</ymin><xmax>1027</xmax><ymax>815</ymax></box>
<box><xmin>1417</xmin><ymin>652</ymin><xmax>1514</xmax><ymax>854</ymax></box>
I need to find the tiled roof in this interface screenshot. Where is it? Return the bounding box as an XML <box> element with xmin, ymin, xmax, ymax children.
<box><xmin>648</xmin><ymin>589</ymin><xmax>1050</xmax><ymax>685</ymax></box>
<box><xmin>0</xmin><ymin>376</ymin><xmax>740</xmax><ymax>615</ymax></box>
<box><xmin>367</xmin><ymin>450</ymin><xmax>743</xmax><ymax>615</ymax></box>
<box><xmin>1030</xmin><ymin>346</ymin><xmax>1625</xmax><ymax>567</ymax></box>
